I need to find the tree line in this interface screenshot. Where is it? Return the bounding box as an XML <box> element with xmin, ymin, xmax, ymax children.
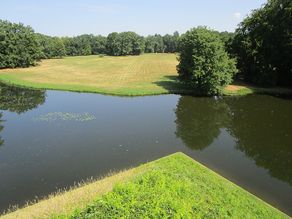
<box><xmin>0</xmin><ymin>0</ymin><xmax>291</xmax><ymax>94</ymax></box>
<box><xmin>0</xmin><ymin>20</ymin><xmax>181</xmax><ymax>68</ymax></box>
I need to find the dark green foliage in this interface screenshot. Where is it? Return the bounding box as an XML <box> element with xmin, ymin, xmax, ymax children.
<box><xmin>91</xmin><ymin>35</ymin><xmax>107</xmax><ymax>55</ymax></box>
<box><xmin>145</xmin><ymin>34</ymin><xmax>165</xmax><ymax>53</ymax></box>
<box><xmin>163</xmin><ymin>31</ymin><xmax>180</xmax><ymax>53</ymax></box>
<box><xmin>231</xmin><ymin>0</ymin><xmax>292</xmax><ymax>86</ymax></box>
<box><xmin>37</xmin><ymin>34</ymin><xmax>66</xmax><ymax>59</ymax></box>
<box><xmin>63</xmin><ymin>35</ymin><xmax>92</xmax><ymax>56</ymax></box>
<box><xmin>177</xmin><ymin>27</ymin><xmax>237</xmax><ymax>95</ymax></box>
<box><xmin>106</xmin><ymin>32</ymin><xmax>145</xmax><ymax>56</ymax></box>
<box><xmin>0</xmin><ymin>20</ymin><xmax>42</xmax><ymax>68</ymax></box>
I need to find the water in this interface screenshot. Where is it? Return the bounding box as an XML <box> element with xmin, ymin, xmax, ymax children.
<box><xmin>0</xmin><ymin>83</ymin><xmax>291</xmax><ymax>215</ymax></box>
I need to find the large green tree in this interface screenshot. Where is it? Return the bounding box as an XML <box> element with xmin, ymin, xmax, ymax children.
<box><xmin>231</xmin><ymin>0</ymin><xmax>292</xmax><ymax>86</ymax></box>
<box><xmin>0</xmin><ymin>20</ymin><xmax>42</xmax><ymax>68</ymax></box>
<box><xmin>177</xmin><ymin>27</ymin><xmax>237</xmax><ymax>95</ymax></box>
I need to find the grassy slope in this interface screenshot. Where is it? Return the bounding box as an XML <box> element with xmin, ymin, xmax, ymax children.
<box><xmin>0</xmin><ymin>54</ymin><xmax>190</xmax><ymax>96</ymax></box>
<box><xmin>2</xmin><ymin>53</ymin><xmax>290</xmax><ymax>96</ymax></box>
<box><xmin>1</xmin><ymin>153</ymin><xmax>288</xmax><ymax>219</ymax></box>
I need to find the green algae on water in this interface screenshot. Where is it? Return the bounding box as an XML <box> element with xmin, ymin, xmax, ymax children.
<box><xmin>34</xmin><ymin>112</ymin><xmax>96</xmax><ymax>122</ymax></box>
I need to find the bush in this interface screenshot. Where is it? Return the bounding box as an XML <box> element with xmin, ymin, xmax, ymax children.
<box><xmin>177</xmin><ymin>27</ymin><xmax>237</xmax><ymax>95</ymax></box>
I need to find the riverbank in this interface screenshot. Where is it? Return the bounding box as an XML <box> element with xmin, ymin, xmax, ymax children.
<box><xmin>1</xmin><ymin>153</ymin><xmax>287</xmax><ymax>219</ymax></box>
<box><xmin>1</xmin><ymin>54</ymin><xmax>291</xmax><ymax>97</ymax></box>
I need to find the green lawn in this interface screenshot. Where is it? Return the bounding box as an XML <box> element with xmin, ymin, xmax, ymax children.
<box><xmin>3</xmin><ymin>153</ymin><xmax>287</xmax><ymax>218</ymax></box>
<box><xmin>0</xmin><ymin>54</ymin><xmax>190</xmax><ymax>96</ymax></box>
<box><xmin>0</xmin><ymin>54</ymin><xmax>291</xmax><ymax>96</ymax></box>
<box><xmin>66</xmin><ymin>153</ymin><xmax>287</xmax><ymax>219</ymax></box>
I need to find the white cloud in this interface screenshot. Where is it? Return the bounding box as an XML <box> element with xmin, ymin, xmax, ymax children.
<box><xmin>233</xmin><ymin>12</ymin><xmax>241</xmax><ymax>20</ymax></box>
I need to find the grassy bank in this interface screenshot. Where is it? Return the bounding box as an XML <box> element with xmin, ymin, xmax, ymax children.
<box><xmin>1</xmin><ymin>54</ymin><xmax>291</xmax><ymax>97</ymax></box>
<box><xmin>1</xmin><ymin>153</ymin><xmax>288</xmax><ymax>219</ymax></box>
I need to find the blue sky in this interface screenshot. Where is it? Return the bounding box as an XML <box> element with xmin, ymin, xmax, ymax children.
<box><xmin>1</xmin><ymin>0</ymin><xmax>266</xmax><ymax>36</ymax></box>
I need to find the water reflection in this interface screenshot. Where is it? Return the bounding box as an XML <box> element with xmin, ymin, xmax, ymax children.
<box><xmin>175</xmin><ymin>96</ymin><xmax>230</xmax><ymax>150</ymax></box>
<box><xmin>0</xmin><ymin>113</ymin><xmax>4</xmax><ymax>147</ymax></box>
<box><xmin>226</xmin><ymin>96</ymin><xmax>292</xmax><ymax>186</ymax></box>
<box><xmin>0</xmin><ymin>83</ymin><xmax>46</xmax><ymax>113</ymax></box>
<box><xmin>175</xmin><ymin>95</ymin><xmax>292</xmax><ymax>186</ymax></box>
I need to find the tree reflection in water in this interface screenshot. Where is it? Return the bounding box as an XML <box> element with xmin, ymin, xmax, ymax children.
<box><xmin>175</xmin><ymin>96</ymin><xmax>231</xmax><ymax>150</ymax></box>
<box><xmin>0</xmin><ymin>113</ymin><xmax>3</xmax><ymax>147</ymax></box>
<box><xmin>0</xmin><ymin>82</ymin><xmax>46</xmax><ymax>114</ymax></box>
<box><xmin>175</xmin><ymin>95</ymin><xmax>292</xmax><ymax>185</ymax></box>
<box><xmin>0</xmin><ymin>82</ymin><xmax>46</xmax><ymax>148</ymax></box>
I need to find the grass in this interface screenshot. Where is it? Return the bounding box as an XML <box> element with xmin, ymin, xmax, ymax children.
<box><xmin>223</xmin><ymin>81</ymin><xmax>292</xmax><ymax>96</ymax></box>
<box><xmin>0</xmin><ymin>53</ymin><xmax>291</xmax><ymax>96</ymax></box>
<box><xmin>0</xmin><ymin>54</ymin><xmax>190</xmax><ymax>96</ymax></box>
<box><xmin>1</xmin><ymin>153</ymin><xmax>288</xmax><ymax>219</ymax></box>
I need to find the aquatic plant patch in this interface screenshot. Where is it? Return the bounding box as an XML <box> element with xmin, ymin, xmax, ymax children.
<box><xmin>34</xmin><ymin>112</ymin><xmax>96</xmax><ymax>122</ymax></box>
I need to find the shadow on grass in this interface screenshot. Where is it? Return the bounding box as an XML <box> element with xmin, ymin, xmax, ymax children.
<box><xmin>224</xmin><ymin>80</ymin><xmax>292</xmax><ymax>99</ymax></box>
<box><xmin>153</xmin><ymin>76</ymin><xmax>193</xmax><ymax>95</ymax></box>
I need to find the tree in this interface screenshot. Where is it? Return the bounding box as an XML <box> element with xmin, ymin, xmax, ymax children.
<box><xmin>177</xmin><ymin>27</ymin><xmax>237</xmax><ymax>95</ymax></box>
<box><xmin>0</xmin><ymin>20</ymin><xmax>42</xmax><ymax>68</ymax></box>
<box><xmin>91</xmin><ymin>35</ymin><xmax>107</xmax><ymax>55</ymax></box>
<box><xmin>231</xmin><ymin>0</ymin><xmax>292</xmax><ymax>86</ymax></box>
<box><xmin>106</xmin><ymin>32</ymin><xmax>144</xmax><ymax>56</ymax></box>
<box><xmin>145</xmin><ymin>34</ymin><xmax>165</xmax><ymax>53</ymax></box>
<box><xmin>163</xmin><ymin>32</ymin><xmax>180</xmax><ymax>53</ymax></box>
<box><xmin>37</xmin><ymin>34</ymin><xmax>66</xmax><ymax>59</ymax></box>
<box><xmin>63</xmin><ymin>35</ymin><xmax>92</xmax><ymax>56</ymax></box>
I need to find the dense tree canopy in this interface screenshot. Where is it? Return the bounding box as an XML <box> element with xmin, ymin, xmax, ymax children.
<box><xmin>163</xmin><ymin>31</ymin><xmax>180</xmax><ymax>53</ymax></box>
<box><xmin>0</xmin><ymin>20</ymin><xmax>42</xmax><ymax>68</ymax></box>
<box><xmin>37</xmin><ymin>34</ymin><xmax>66</xmax><ymax>59</ymax></box>
<box><xmin>231</xmin><ymin>0</ymin><xmax>292</xmax><ymax>86</ymax></box>
<box><xmin>63</xmin><ymin>35</ymin><xmax>92</xmax><ymax>56</ymax></box>
<box><xmin>106</xmin><ymin>32</ymin><xmax>145</xmax><ymax>56</ymax></box>
<box><xmin>177</xmin><ymin>27</ymin><xmax>237</xmax><ymax>95</ymax></box>
<box><xmin>145</xmin><ymin>34</ymin><xmax>164</xmax><ymax>53</ymax></box>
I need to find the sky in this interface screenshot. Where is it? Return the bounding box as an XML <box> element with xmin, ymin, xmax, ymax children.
<box><xmin>0</xmin><ymin>0</ymin><xmax>267</xmax><ymax>37</ymax></box>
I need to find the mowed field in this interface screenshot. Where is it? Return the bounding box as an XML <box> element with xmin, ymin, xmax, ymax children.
<box><xmin>0</xmin><ymin>53</ymin><xmax>189</xmax><ymax>96</ymax></box>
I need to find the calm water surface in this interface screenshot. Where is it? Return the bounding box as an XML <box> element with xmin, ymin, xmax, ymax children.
<box><xmin>0</xmin><ymin>83</ymin><xmax>291</xmax><ymax>215</ymax></box>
